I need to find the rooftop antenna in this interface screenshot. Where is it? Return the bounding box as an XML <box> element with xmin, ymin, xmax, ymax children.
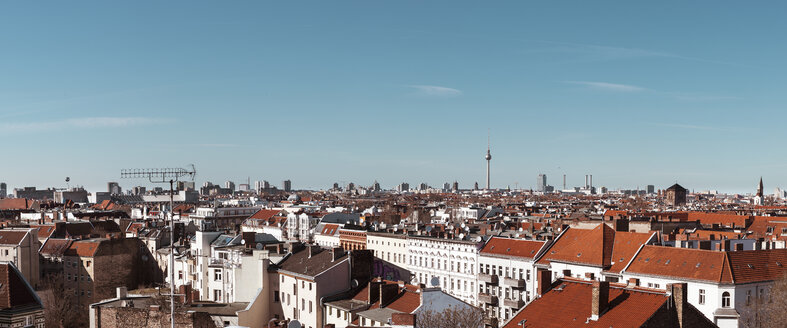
<box><xmin>120</xmin><ymin>165</ymin><xmax>196</xmax><ymax>328</ymax></box>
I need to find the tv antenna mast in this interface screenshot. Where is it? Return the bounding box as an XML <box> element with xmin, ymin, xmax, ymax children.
<box><xmin>120</xmin><ymin>165</ymin><xmax>196</xmax><ymax>328</ymax></box>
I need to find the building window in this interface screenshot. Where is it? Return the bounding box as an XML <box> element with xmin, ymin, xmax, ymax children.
<box><xmin>722</xmin><ymin>292</ymin><xmax>731</xmax><ymax>308</ymax></box>
<box><xmin>699</xmin><ymin>289</ymin><xmax>705</xmax><ymax>305</ymax></box>
<box><xmin>746</xmin><ymin>290</ymin><xmax>751</xmax><ymax>305</ymax></box>
<box><xmin>214</xmin><ymin>269</ymin><xmax>222</xmax><ymax>281</ymax></box>
<box><xmin>274</xmin><ymin>291</ymin><xmax>280</xmax><ymax>303</ymax></box>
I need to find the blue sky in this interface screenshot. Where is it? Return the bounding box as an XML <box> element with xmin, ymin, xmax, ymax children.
<box><xmin>1</xmin><ymin>1</ymin><xmax>785</xmax><ymax>193</ymax></box>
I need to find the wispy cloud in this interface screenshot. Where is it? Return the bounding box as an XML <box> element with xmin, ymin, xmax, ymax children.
<box><xmin>0</xmin><ymin>117</ymin><xmax>168</xmax><ymax>132</ymax></box>
<box><xmin>652</xmin><ymin>123</ymin><xmax>742</xmax><ymax>132</ymax></box>
<box><xmin>564</xmin><ymin>81</ymin><xmax>647</xmax><ymax>92</ymax></box>
<box><xmin>408</xmin><ymin>85</ymin><xmax>462</xmax><ymax>97</ymax></box>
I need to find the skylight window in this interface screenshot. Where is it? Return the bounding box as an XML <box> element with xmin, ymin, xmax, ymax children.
<box><xmin>665</xmin><ymin>260</ymin><xmax>671</xmax><ymax>265</ymax></box>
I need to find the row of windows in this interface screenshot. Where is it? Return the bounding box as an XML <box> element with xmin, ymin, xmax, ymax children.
<box><xmin>66</xmin><ymin>273</ymin><xmax>92</xmax><ymax>282</ymax></box>
<box><xmin>480</xmin><ymin>264</ymin><xmax>529</xmax><ymax>280</ymax></box>
<box><xmin>411</xmin><ymin>256</ymin><xmax>475</xmax><ymax>274</ymax></box>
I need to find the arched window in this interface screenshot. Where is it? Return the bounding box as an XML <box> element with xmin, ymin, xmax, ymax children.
<box><xmin>722</xmin><ymin>292</ymin><xmax>731</xmax><ymax>308</ymax></box>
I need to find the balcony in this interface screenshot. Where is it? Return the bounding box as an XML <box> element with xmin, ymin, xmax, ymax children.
<box><xmin>478</xmin><ymin>273</ymin><xmax>498</xmax><ymax>285</ymax></box>
<box><xmin>478</xmin><ymin>293</ymin><xmax>498</xmax><ymax>306</ymax></box>
<box><xmin>503</xmin><ymin>298</ymin><xmax>525</xmax><ymax>308</ymax></box>
<box><xmin>504</xmin><ymin>277</ymin><xmax>526</xmax><ymax>288</ymax></box>
<box><xmin>483</xmin><ymin>317</ymin><xmax>498</xmax><ymax>328</ymax></box>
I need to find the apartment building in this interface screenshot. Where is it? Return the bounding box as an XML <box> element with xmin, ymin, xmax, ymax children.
<box><xmin>0</xmin><ymin>228</ymin><xmax>40</xmax><ymax>288</ymax></box>
<box><xmin>407</xmin><ymin>236</ymin><xmax>481</xmax><ymax>305</ymax></box>
<box><xmin>366</xmin><ymin>232</ymin><xmax>408</xmax><ymax>269</ymax></box>
<box><xmin>477</xmin><ymin>237</ymin><xmax>549</xmax><ymax>325</ymax></box>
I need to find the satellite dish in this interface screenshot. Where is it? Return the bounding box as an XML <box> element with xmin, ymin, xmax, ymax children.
<box><xmin>393</xmin><ymin>227</ymin><xmax>398</xmax><ymax>232</ymax></box>
<box><xmin>518</xmin><ymin>227</ymin><xmax>524</xmax><ymax>232</ymax></box>
<box><xmin>461</xmin><ymin>223</ymin><xmax>466</xmax><ymax>229</ymax></box>
<box><xmin>430</xmin><ymin>276</ymin><xmax>440</xmax><ymax>287</ymax></box>
<box><xmin>380</xmin><ymin>223</ymin><xmax>387</xmax><ymax>229</ymax></box>
<box><xmin>288</xmin><ymin>320</ymin><xmax>302</xmax><ymax>328</ymax></box>
<box><xmin>256</xmin><ymin>243</ymin><xmax>263</xmax><ymax>250</ymax></box>
<box><xmin>458</xmin><ymin>233</ymin><xmax>465</xmax><ymax>240</ymax></box>
<box><xmin>425</xmin><ymin>226</ymin><xmax>433</xmax><ymax>233</ymax></box>
<box><xmin>241</xmin><ymin>239</ymin><xmax>246</xmax><ymax>245</ymax></box>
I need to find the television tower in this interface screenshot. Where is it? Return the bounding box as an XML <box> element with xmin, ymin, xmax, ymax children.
<box><xmin>485</xmin><ymin>132</ymin><xmax>491</xmax><ymax>189</ymax></box>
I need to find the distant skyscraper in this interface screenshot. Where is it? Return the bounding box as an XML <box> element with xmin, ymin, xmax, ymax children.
<box><xmin>647</xmin><ymin>185</ymin><xmax>655</xmax><ymax>194</ymax></box>
<box><xmin>419</xmin><ymin>183</ymin><xmax>428</xmax><ymax>191</ymax></box>
<box><xmin>107</xmin><ymin>182</ymin><xmax>121</xmax><ymax>195</ymax></box>
<box><xmin>372</xmin><ymin>181</ymin><xmax>381</xmax><ymax>192</ymax></box>
<box><xmin>0</xmin><ymin>182</ymin><xmax>6</xmax><ymax>198</ymax></box>
<box><xmin>225</xmin><ymin>181</ymin><xmax>235</xmax><ymax>191</ymax></box>
<box><xmin>474</xmin><ymin>182</ymin><xmax>479</xmax><ymax>190</ymax></box>
<box><xmin>452</xmin><ymin>181</ymin><xmax>459</xmax><ymax>191</ymax></box>
<box><xmin>396</xmin><ymin>182</ymin><xmax>409</xmax><ymax>192</ymax></box>
<box><xmin>132</xmin><ymin>186</ymin><xmax>146</xmax><ymax>195</ymax></box>
<box><xmin>283</xmin><ymin>180</ymin><xmax>292</xmax><ymax>192</ymax></box>
<box><xmin>537</xmin><ymin>174</ymin><xmax>547</xmax><ymax>192</ymax></box>
<box><xmin>346</xmin><ymin>182</ymin><xmax>355</xmax><ymax>191</ymax></box>
<box><xmin>443</xmin><ymin>182</ymin><xmax>451</xmax><ymax>191</ymax></box>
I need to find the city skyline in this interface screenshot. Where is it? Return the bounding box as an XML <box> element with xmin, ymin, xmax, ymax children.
<box><xmin>2</xmin><ymin>1</ymin><xmax>787</xmax><ymax>193</ymax></box>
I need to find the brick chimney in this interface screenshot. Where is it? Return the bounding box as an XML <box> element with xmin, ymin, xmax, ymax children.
<box><xmin>331</xmin><ymin>247</ymin><xmax>345</xmax><ymax>262</ymax></box>
<box><xmin>669</xmin><ymin>283</ymin><xmax>687</xmax><ymax>328</ymax></box>
<box><xmin>590</xmin><ymin>281</ymin><xmax>610</xmax><ymax>321</ymax></box>
<box><xmin>379</xmin><ymin>283</ymin><xmax>400</xmax><ymax>307</ymax></box>
<box><xmin>367</xmin><ymin>281</ymin><xmax>382</xmax><ymax>304</ymax></box>
<box><xmin>307</xmin><ymin>245</ymin><xmax>320</xmax><ymax>258</ymax></box>
<box><xmin>537</xmin><ymin>269</ymin><xmax>552</xmax><ymax>296</ymax></box>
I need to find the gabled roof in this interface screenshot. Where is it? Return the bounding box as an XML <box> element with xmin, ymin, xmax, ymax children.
<box><xmin>607</xmin><ymin>231</ymin><xmax>655</xmax><ymax>273</ymax></box>
<box><xmin>503</xmin><ymin>279</ymin><xmax>669</xmax><ymax>328</ymax></box>
<box><xmin>537</xmin><ymin>224</ymin><xmax>615</xmax><ymax>268</ymax></box>
<box><xmin>0</xmin><ymin>230</ymin><xmax>28</xmax><ymax>246</ymax></box>
<box><xmin>666</xmin><ymin>184</ymin><xmax>687</xmax><ymax>191</ymax></box>
<box><xmin>320</xmin><ymin>224</ymin><xmax>341</xmax><ymax>236</ymax></box>
<box><xmin>0</xmin><ymin>199</ymin><xmax>35</xmax><ymax>211</ymax></box>
<box><xmin>0</xmin><ymin>263</ymin><xmax>42</xmax><ymax>310</ymax></box>
<box><xmin>480</xmin><ymin>237</ymin><xmax>545</xmax><ymax>260</ymax></box>
<box><xmin>30</xmin><ymin>225</ymin><xmax>55</xmax><ymax>240</ymax></box>
<box><xmin>64</xmin><ymin>240</ymin><xmax>103</xmax><ymax>257</ymax></box>
<box><xmin>625</xmin><ymin>245</ymin><xmax>733</xmax><ymax>284</ymax></box>
<box><xmin>277</xmin><ymin>248</ymin><xmax>348</xmax><ymax>278</ymax></box>
<box><xmin>40</xmin><ymin>238</ymin><xmax>73</xmax><ymax>257</ymax></box>
<box><xmin>248</xmin><ymin>209</ymin><xmax>283</xmax><ymax>220</ymax></box>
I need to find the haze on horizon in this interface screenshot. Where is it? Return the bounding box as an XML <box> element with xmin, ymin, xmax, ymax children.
<box><xmin>1</xmin><ymin>1</ymin><xmax>786</xmax><ymax>194</ymax></box>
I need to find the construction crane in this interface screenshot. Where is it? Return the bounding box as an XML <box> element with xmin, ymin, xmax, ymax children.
<box><xmin>121</xmin><ymin>165</ymin><xmax>196</xmax><ymax>328</ymax></box>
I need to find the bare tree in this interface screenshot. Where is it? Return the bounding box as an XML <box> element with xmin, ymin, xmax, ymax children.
<box><xmin>741</xmin><ymin>273</ymin><xmax>787</xmax><ymax>328</ymax></box>
<box><xmin>38</xmin><ymin>272</ymin><xmax>88</xmax><ymax>328</ymax></box>
<box><xmin>417</xmin><ymin>305</ymin><xmax>485</xmax><ymax>328</ymax></box>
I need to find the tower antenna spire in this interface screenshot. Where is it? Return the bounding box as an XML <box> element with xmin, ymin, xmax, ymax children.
<box><xmin>485</xmin><ymin>129</ymin><xmax>491</xmax><ymax>190</ymax></box>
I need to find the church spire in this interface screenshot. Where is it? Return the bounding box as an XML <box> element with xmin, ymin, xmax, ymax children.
<box><xmin>757</xmin><ymin>177</ymin><xmax>764</xmax><ymax>198</ymax></box>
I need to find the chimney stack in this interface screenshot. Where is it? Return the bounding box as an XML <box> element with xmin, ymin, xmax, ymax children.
<box><xmin>669</xmin><ymin>283</ymin><xmax>688</xmax><ymax>328</ymax></box>
<box><xmin>379</xmin><ymin>283</ymin><xmax>400</xmax><ymax>307</ymax></box>
<box><xmin>331</xmin><ymin>247</ymin><xmax>345</xmax><ymax>262</ymax></box>
<box><xmin>116</xmin><ymin>287</ymin><xmax>128</xmax><ymax>299</ymax></box>
<box><xmin>537</xmin><ymin>269</ymin><xmax>552</xmax><ymax>296</ymax></box>
<box><xmin>590</xmin><ymin>175</ymin><xmax>593</xmax><ymax>189</ymax></box>
<box><xmin>590</xmin><ymin>280</ymin><xmax>609</xmax><ymax>321</ymax></box>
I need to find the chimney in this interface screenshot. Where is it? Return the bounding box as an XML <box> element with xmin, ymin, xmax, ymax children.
<box><xmin>331</xmin><ymin>247</ymin><xmax>345</xmax><ymax>262</ymax></box>
<box><xmin>379</xmin><ymin>283</ymin><xmax>400</xmax><ymax>307</ymax></box>
<box><xmin>590</xmin><ymin>281</ymin><xmax>610</xmax><ymax>321</ymax></box>
<box><xmin>307</xmin><ymin>245</ymin><xmax>320</xmax><ymax>258</ymax></box>
<box><xmin>241</xmin><ymin>231</ymin><xmax>255</xmax><ymax>248</ymax></box>
<box><xmin>116</xmin><ymin>287</ymin><xmax>128</xmax><ymax>299</ymax></box>
<box><xmin>590</xmin><ymin>175</ymin><xmax>593</xmax><ymax>189</ymax></box>
<box><xmin>537</xmin><ymin>269</ymin><xmax>552</xmax><ymax>296</ymax></box>
<box><xmin>367</xmin><ymin>281</ymin><xmax>382</xmax><ymax>304</ymax></box>
<box><xmin>669</xmin><ymin>283</ymin><xmax>687</xmax><ymax>328</ymax></box>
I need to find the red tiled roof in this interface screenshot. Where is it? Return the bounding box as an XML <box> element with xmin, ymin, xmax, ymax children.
<box><xmin>726</xmin><ymin>249</ymin><xmax>787</xmax><ymax>284</ymax></box>
<box><xmin>625</xmin><ymin>245</ymin><xmax>733</xmax><ymax>283</ymax></box>
<box><xmin>687</xmin><ymin>212</ymin><xmax>750</xmax><ymax>228</ymax></box>
<box><xmin>480</xmin><ymin>237</ymin><xmax>545</xmax><ymax>259</ymax></box>
<box><xmin>64</xmin><ymin>240</ymin><xmax>102</xmax><ymax>257</ymax></box>
<box><xmin>538</xmin><ymin>224</ymin><xmax>615</xmax><ymax>268</ymax></box>
<box><xmin>607</xmin><ymin>231</ymin><xmax>654</xmax><ymax>273</ymax></box>
<box><xmin>0</xmin><ymin>199</ymin><xmax>34</xmax><ymax>210</ymax></box>
<box><xmin>40</xmin><ymin>238</ymin><xmax>73</xmax><ymax>256</ymax></box>
<box><xmin>31</xmin><ymin>225</ymin><xmax>55</xmax><ymax>240</ymax></box>
<box><xmin>321</xmin><ymin>224</ymin><xmax>340</xmax><ymax>236</ymax></box>
<box><xmin>0</xmin><ymin>230</ymin><xmax>28</xmax><ymax>245</ymax></box>
<box><xmin>504</xmin><ymin>279</ymin><xmax>668</xmax><ymax>328</ymax></box>
<box><xmin>386</xmin><ymin>290</ymin><xmax>421</xmax><ymax>313</ymax></box>
<box><xmin>0</xmin><ymin>263</ymin><xmax>41</xmax><ymax>310</ymax></box>
<box><xmin>249</xmin><ymin>209</ymin><xmax>282</xmax><ymax>220</ymax></box>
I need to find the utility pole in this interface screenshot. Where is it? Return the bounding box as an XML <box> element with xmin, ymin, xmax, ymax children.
<box><xmin>121</xmin><ymin>166</ymin><xmax>196</xmax><ymax>328</ymax></box>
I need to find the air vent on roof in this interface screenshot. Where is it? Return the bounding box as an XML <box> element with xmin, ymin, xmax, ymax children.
<box><xmin>507</xmin><ymin>248</ymin><xmax>511</xmax><ymax>252</ymax></box>
<box><xmin>696</xmin><ymin>263</ymin><xmax>701</xmax><ymax>268</ymax></box>
<box><xmin>665</xmin><ymin>260</ymin><xmax>670</xmax><ymax>265</ymax></box>
<box><xmin>747</xmin><ymin>264</ymin><xmax>754</xmax><ymax>269</ymax></box>
<box><xmin>577</xmin><ymin>253</ymin><xmax>582</xmax><ymax>257</ymax></box>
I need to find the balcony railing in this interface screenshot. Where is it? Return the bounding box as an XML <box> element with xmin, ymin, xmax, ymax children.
<box><xmin>478</xmin><ymin>273</ymin><xmax>498</xmax><ymax>284</ymax></box>
<box><xmin>504</xmin><ymin>277</ymin><xmax>525</xmax><ymax>288</ymax></box>
<box><xmin>503</xmin><ymin>298</ymin><xmax>525</xmax><ymax>308</ymax></box>
<box><xmin>478</xmin><ymin>293</ymin><xmax>498</xmax><ymax>305</ymax></box>
<box><xmin>483</xmin><ymin>316</ymin><xmax>498</xmax><ymax>328</ymax></box>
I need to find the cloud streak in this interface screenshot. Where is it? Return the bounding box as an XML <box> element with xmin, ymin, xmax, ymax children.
<box><xmin>408</xmin><ymin>85</ymin><xmax>462</xmax><ymax>97</ymax></box>
<box><xmin>564</xmin><ymin>81</ymin><xmax>646</xmax><ymax>92</ymax></box>
<box><xmin>0</xmin><ymin>117</ymin><xmax>168</xmax><ymax>132</ymax></box>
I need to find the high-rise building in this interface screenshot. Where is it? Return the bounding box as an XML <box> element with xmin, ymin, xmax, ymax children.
<box><xmin>346</xmin><ymin>182</ymin><xmax>355</xmax><ymax>191</ymax></box>
<box><xmin>419</xmin><ymin>183</ymin><xmax>428</xmax><ymax>191</ymax></box>
<box><xmin>646</xmin><ymin>185</ymin><xmax>655</xmax><ymax>194</ymax></box>
<box><xmin>107</xmin><ymin>182</ymin><xmax>122</xmax><ymax>195</ymax></box>
<box><xmin>396</xmin><ymin>183</ymin><xmax>409</xmax><ymax>192</ymax></box>
<box><xmin>0</xmin><ymin>182</ymin><xmax>6</xmax><ymax>198</ymax></box>
<box><xmin>537</xmin><ymin>174</ymin><xmax>547</xmax><ymax>192</ymax></box>
<box><xmin>132</xmin><ymin>186</ymin><xmax>146</xmax><ymax>195</ymax></box>
<box><xmin>283</xmin><ymin>180</ymin><xmax>292</xmax><ymax>192</ymax></box>
<box><xmin>452</xmin><ymin>181</ymin><xmax>459</xmax><ymax>191</ymax></box>
<box><xmin>372</xmin><ymin>181</ymin><xmax>381</xmax><ymax>192</ymax></box>
<box><xmin>238</xmin><ymin>184</ymin><xmax>250</xmax><ymax>191</ymax></box>
<box><xmin>225</xmin><ymin>181</ymin><xmax>235</xmax><ymax>191</ymax></box>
